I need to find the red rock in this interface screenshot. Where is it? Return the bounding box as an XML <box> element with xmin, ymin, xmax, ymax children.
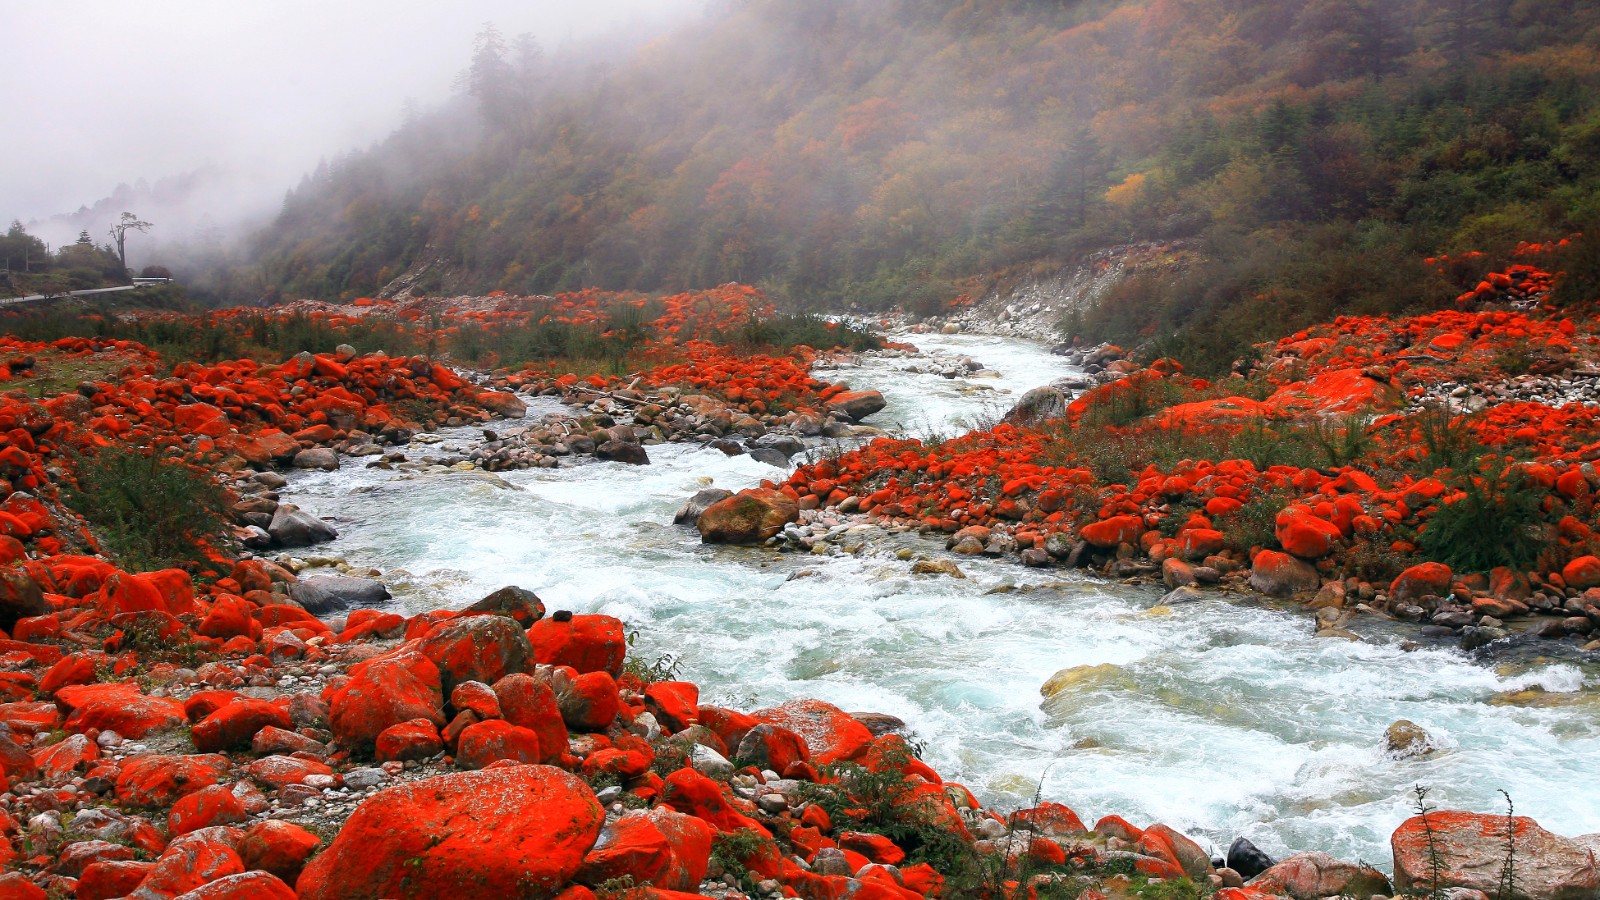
<box><xmin>1141</xmin><ymin>823</ymin><xmax>1214</xmax><ymax>878</ymax></box>
<box><xmin>168</xmin><ymin>783</ymin><xmax>248</xmax><ymax>835</ymax></box>
<box><xmin>840</xmin><ymin>831</ymin><xmax>906</xmax><ymax>865</ymax></box>
<box><xmin>133</xmin><ymin>832</ymin><xmax>246</xmax><ymax>900</ymax></box>
<box><xmin>1248</xmin><ymin>550</ymin><xmax>1321</xmax><ymax>596</ymax></box>
<box><xmin>1080</xmin><ymin>515</ymin><xmax>1143</xmax><ymax>549</ymax></box>
<box><xmin>95</xmin><ymin>571</ymin><xmax>168</xmax><ymax>617</ymax></box>
<box><xmin>198</xmin><ymin>595</ymin><xmax>261</xmax><ymax>641</ymax></box>
<box><xmin>1179</xmin><ymin>528</ymin><xmax>1225</xmax><ymax>560</ymax></box>
<box><xmin>190</xmin><ymin>699</ymin><xmax>291</xmax><ymax>752</ymax></box>
<box><xmin>116</xmin><ymin>754</ymin><xmax>232</xmax><ymax>807</ymax></box>
<box><xmin>575</xmin><ymin>810</ymin><xmax>703</xmax><ymax>889</ymax></box>
<box><xmin>527</xmin><ymin>615</ymin><xmax>626</xmax><ymax>676</ymax></box>
<box><xmin>417</xmin><ymin>615</ymin><xmax>533</xmax><ymax>692</ymax></box>
<box><xmin>733</xmin><ymin>723</ymin><xmax>810</xmax><ymax>773</ymax></box>
<box><xmin>456</xmin><ymin>719</ymin><xmax>542</xmax><ymax>769</ymax></box>
<box><xmin>659</xmin><ymin>768</ymin><xmax>766</xmax><ymax>835</ymax></box>
<box><xmin>294</xmin><ymin>765</ymin><xmax>604</xmax><ymax>900</ymax></box>
<box><xmin>1274</xmin><ymin>506</ymin><xmax>1343</xmax><ymax>559</ymax></box>
<box><xmin>1561</xmin><ymin>556</ymin><xmax>1600</xmax><ymax>591</ymax></box>
<box><xmin>0</xmin><ymin>872</ymin><xmax>46</xmax><ymax>899</ymax></box>
<box><xmin>1391</xmin><ymin>562</ymin><xmax>1454</xmax><ymax>603</ymax></box>
<box><xmin>245</xmin><ymin>755</ymin><xmax>332</xmax><ymax>789</ymax></box>
<box><xmin>696</xmin><ymin>489</ymin><xmax>799</xmax><ymax>544</ymax></box>
<box><xmin>56</xmin><ymin>682</ymin><xmax>187</xmax><ymax>738</ymax></box>
<box><xmin>1251</xmin><ymin>852</ymin><xmax>1391</xmax><ymax>900</ymax></box>
<box><xmin>77</xmin><ymin>860</ymin><xmax>156</xmax><ymax>900</ymax></box>
<box><xmin>826</xmin><ymin>390</ymin><xmax>887</xmax><ymax>422</ymax></box>
<box><xmin>1392</xmin><ymin>810</ymin><xmax>1600</xmax><ymax>900</ymax></box>
<box><xmin>238</xmin><ymin>820</ymin><xmax>321</xmax><ymax>884</ymax></box>
<box><xmin>752</xmin><ymin>699</ymin><xmax>873</xmax><ymax>765</ymax></box>
<box><xmin>170</xmin><ymin>871</ymin><xmax>298</xmax><ymax>900</ymax></box>
<box><xmin>325</xmin><ymin>650</ymin><xmax>445</xmax><ymax>752</ymax></box>
<box><xmin>644</xmin><ymin>682</ymin><xmax>699</xmax><ymax>733</ymax></box>
<box><xmin>492</xmin><ymin>674</ymin><xmax>567</xmax><ymax>764</ymax></box>
<box><xmin>449</xmin><ymin>680</ymin><xmax>503</xmax><ymax>720</ymax></box>
<box><xmin>697</xmin><ymin>705</ymin><xmax>758</xmax><ymax>752</ymax></box>
<box><xmin>30</xmin><ymin>733</ymin><xmax>97</xmax><ymax>780</ymax></box>
<box><xmin>558</xmin><ymin>670</ymin><xmax>621</xmax><ymax>732</ymax></box>
<box><xmin>1012</xmin><ymin>802</ymin><xmax>1087</xmax><ymax>836</ymax></box>
<box><xmin>374</xmin><ymin>719</ymin><xmax>445</xmax><ymax>764</ymax></box>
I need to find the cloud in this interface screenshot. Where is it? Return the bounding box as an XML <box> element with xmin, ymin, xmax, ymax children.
<box><xmin>2</xmin><ymin>0</ymin><xmax>701</xmax><ymax>224</ymax></box>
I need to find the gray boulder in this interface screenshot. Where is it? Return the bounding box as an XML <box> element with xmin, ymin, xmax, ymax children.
<box><xmin>749</xmin><ymin>447</ymin><xmax>792</xmax><ymax>468</ymax></box>
<box><xmin>673</xmin><ymin>488</ymin><xmax>734</xmax><ymax>525</ymax></box>
<box><xmin>267</xmin><ymin>504</ymin><xmax>338</xmax><ymax>547</ymax></box>
<box><xmin>291</xmin><ymin>448</ymin><xmax>339</xmax><ymax>471</ymax></box>
<box><xmin>298</xmin><ymin>574</ymin><xmax>390</xmax><ymax>611</ymax></box>
<box><xmin>1004</xmin><ymin>386</ymin><xmax>1068</xmax><ymax>425</ymax></box>
<box><xmin>596</xmin><ymin>440</ymin><xmax>650</xmax><ymax>465</ymax></box>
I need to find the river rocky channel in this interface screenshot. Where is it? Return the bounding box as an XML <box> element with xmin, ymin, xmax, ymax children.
<box><xmin>273</xmin><ymin>332</ymin><xmax>1600</xmax><ymax>870</ymax></box>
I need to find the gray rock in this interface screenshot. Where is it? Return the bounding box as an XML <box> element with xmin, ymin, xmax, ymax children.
<box><xmin>596</xmin><ymin>440</ymin><xmax>650</xmax><ymax>465</ymax></box>
<box><xmin>300</xmin><ymin>574</ymin><xmax>390</xmax><ymax>609</ymax></box>
<box><xmin>690</xmin><ymin>743</ymin><xmax>735</xmax><ymax>779</ymax></box>
<box><xmin>266</xmin><ymin>504</ymin><xmax>338</xmax><ymax>547</ymax></box>
<box><xmin>1004</xmin><ymin>386</ymin><xmax>1068</xmax><ymax>425</ymax></box>
<box><xmin>463</xmin><ymin>586</ymin><xmax>545</xmax><ymax>626</ymax></box>
<box><xmin>291</xmin><ymin>447</ymin><xmax>340</xmax><ymax>471</ymax></box>
<box><xmin>707</xmin><ymin>439</ymin><xmax>745</xmax><ymax>456</ymax></box>
<box><xmin>0</xmin><ymin>570</ymin><xmax>47</xmax><ymax>631</ymax></box>
<box><xmin>749</xmin><ymin>447</ymin><xmax>792</xmax><ymax>468</ymax></box>
<box><xmin>287</xmin><ymin>580</ymin><xmax>339</xmax><ymax>616</ymax></box>
<box><xmin>342</xmin><ymin>767</ymin><xmax>388</xmax><ymax>789</ymax></box>
<box><xmin>1227</xmin><ymin>837</ymin><xmax>1276</xmax><ymax>880</ymax></box>
<box><xmin>753</xmin><ymin>434</ymin><xmax>806</xmax><ymax>457</ymax></box>
<box><xmin>1160</xmin><ymin>585</ymin><xmax>1206</xmax><ymax>605</ymax></box>
<box><xmin>673</xmin><ymin>488</ymin><xmax>734</xmax><ymax>525</ymax></box>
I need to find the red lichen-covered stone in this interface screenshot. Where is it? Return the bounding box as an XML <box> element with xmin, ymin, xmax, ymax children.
<box><xmin>115</xmin><ymin>754</ymin><xmax>233</xmax><ymax>808</ymax></box>
<box><xmin>168</xmin><ymin>783</ymin><xmax>248</xmax><ymax>836</ymax></box>
<box><xmin>733</xmin><ymin>723</ymin><xmax>810</xmax><ymax>774</ymax></box>
<box><xmin>134</xmin><ymin>832</ymin><xmax>247</xmax><ymax>900</ymax></box>
<box><xmin>1560</xmin><ymin>555</ymin><xmax>1600</xmax><ymax>591</ymax></box>
<box><xmin>38</xmin><ymin>651</ymin><xmax>105</xmax><ymax>696</ymax></box>
<box><xmin>374</xmin><ymin>719</ymin><xmax>444</xmax><ymax>764</ymax></box>
<box><xmin>170</xmin><ymin>871</ymin><xmax>299</xmax><ymax>899</ymax></box>
<box><xmin>295</xmin><ymin>766</ymin><xmax>604</xmax><ymax>900</ymax></box>
<box><xmin>752</xmin><ymin>699</ymin><xmax>873</xmax><ymax>765</ymax></box>
<box><xmin>840</xmin><ymin>831</ymin><xmax>906</xmax><ymax>865</ymax></box>
<box><xmin>325</xmin><ymin>650</ymin><xmax>444</xmax><ymax>752</ymax></box>
<box><xmin>449</xmin><ymin>680</ymin><xmax>503</xmax><ymax>720</ymax></box>
<box><xmin>527</xmin><ymin>615</ymin><xmax>626</xmax><ymax>676</ymax></box>
<box><xmin>190</xmin><ymin>699</ymin><xmax>291</xmax><ymax>753</ymax></box>
<box><xmin>1178</xmin><ymin>528</ymin><xmax>1226</xmax><ymax>560</ymax></box>
<box><xmin>77</xmin><ymin>860</ymin><xmax>156</xmax><ymax>900</ymax></box>
<box><xmin>558</xmin><ymin>671</ymin><xmax>621</xmax><ymax>733</ymax></box>
<box><xmin>1390</xmin><ymin>562</ymin><xmax>1454</xmax><ymax>603</ymax></box>
<box><xmin>696</xmin><ymin>489</ymin><xmax>799</xmax><ymax>544</ymax></box>
<box><xmin>238</xmin><ymin>820</ymin><xmax>321</xmax><ymax>884</ymax></box>
<box><xmin>455</xmin><ymin>719</ymin><xmax>542</xmax><ymax>770</ymax></box>
<box><xmin>1079</xmin><ymin>515</ymin><xmax>1144</xmax><ymax>549</ymax></box>
<box><xmin>1274</xmin><ymin>506</ymin><xmax>1343</xmax><ymax>559</ymax></box>
<box><xmin>1012</xmin><ymin>801</ymin><xmax>1088</xmax><ymax>837</ymax></box>
<box><xmin>31</xmin><ymin>733</ymin><xmax>97</xmax><ymax>780</ymax></box>
<box><xmin>56</xmin><ymin>682</ymin><xmax>187</xmax><ymax>738</ymax></box>
<box><xmin>1392</xmin><ymin>810</ymin><xmax>1600</xmax><ymax>900</ymax></box>
<box><xmin>1248</xmin><ymin>550</ymin><xmax>1321</xmax><ymax>596</ymax></box>
<box><xmin>659</xmin><ymin>768</ymin><xmax>767</xmax><ymax>835</ymax></box>
<box><xmin>643</xmin><ymin>681</ymin><xmax>698</xmax><ymax>733</ymax></box>
<box><xmin>492</xmin><ymin>674</ymin><xmax>568</xmax><ymax>764</ymax></box>
<box><xmin>245</xmin><ymin>755</ymin><xmax>333</xmax><ymax>790</ymax></box>
<box><xmin>575</xmin><ymin>807</ymin><xmax>715</xmax><ymax>892</ymax></box>
<box><xmin>417</xmin><ymin>615</ymin><xmax>533</xmax><ymax>692</ymax></box>
<box><xmin>198</xmin><ymin>595</ymin><xmax>262</xmax><ymax>641</ymax></box>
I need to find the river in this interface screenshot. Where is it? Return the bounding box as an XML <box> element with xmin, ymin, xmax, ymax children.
<box><xmin>282</xmin><ymin>332</ymin><xmax>1600</xmax><ymax>868</ymax></box>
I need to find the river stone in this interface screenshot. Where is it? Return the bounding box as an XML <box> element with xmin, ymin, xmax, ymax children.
<box><xmin>697</xmin><ymin>490</ymin><xmax>799</xmax><ymax>544</ymax></box>
<box><xmin>267</xmin><ymin>504</ymin><xmax>338</xmax><ymax>547</ymax></box>
<box><xmin>673</xmin><ymin>488</ymin><xmax>734</xmax><ymax>526</ymax></box>
<box><xmin>749</xmin><ymin>447</ymin><xmax>792</xmax><ymax>468</ymax></box>
<box><xmin>825</xmin><ymin>390</ymin><xmax>887</xmax><ymax>422</ymax></box>
<box><xmin>911</xmin><ymin>559</ymin><xmax>965</xmax><ymax>578</ymax></box>
<box><xmin>1250</xmin><ymin>852</ymin><xmax>1391</xmax><ymax>900</ymax></box>
<box><xmin>300</xmin><ymin>575</ymin><xmax>390</xmax><ymax>609</ymax></box>
<box><xmin>1384</xmin><ymin>719</ymin><xmax>1436</xmax><ymax>758</ymax></box>
<box><xmin>849</xmin><ymin>712</ymin><xmax>906</xmax><ymax>737</ymax></box>
<box><xmin>753</xmin><ymin>434</ymin><xmax>805</xmax><ymax>457</ymax></box>
<box><xmin>464</xmin><ymin>586</ymin><xmax>546</xmax><ymax>626</ymax></box>
<box><xmin>292</xmin><ymin>447</ymin><xmax>340</xmax><ymax>471</ymax></box>
<box><xmin>1004</xmin><ymin>386</ymin><xmax>1068</xmax><ymax>425</ymax></box>
<box><xmin>1227</xmin><ymin>837</ymin><xmax>1276</xmax><ymax>880</ymax></box>
<box><xmin>707</xmin><ymin>439</ymin><xmax>745</xmax><ymax>456</ymax></box>
<box><xmin>1160</xmin><ymin>585</ymin><xmax>1206</xmax><ymax>605</ymax></box>
<box><xmin>596</xmin><ymin>440</ymin><xmax>650</xmax><ymax>465</ymax></box>
<box><xmin>287</xmin><ymin>580</ymin><xmax>340</xmax><ymax>615</ymax></box>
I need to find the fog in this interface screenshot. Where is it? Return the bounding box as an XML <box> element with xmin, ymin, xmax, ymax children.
<box><xmin>3</xmin><ymin>0</ymin><xmax>703</xmax><ymax>249</ymax></box>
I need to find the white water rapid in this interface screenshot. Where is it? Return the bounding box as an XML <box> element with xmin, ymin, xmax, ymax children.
<box><xmin>283</xmin><ymin>333</ymin><xmax>1600</xmax><ymax>868</ymax></box>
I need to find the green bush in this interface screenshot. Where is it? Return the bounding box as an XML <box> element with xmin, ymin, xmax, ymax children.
<box><xmin>65</xmin><ymin>444</ymin><xmax>229</xmax><ymax>572</ymax></box>
<box><xmin>1418</xmin><ymin>466</ymin><xmax>1547</xmax><ymax>572</ymax></box>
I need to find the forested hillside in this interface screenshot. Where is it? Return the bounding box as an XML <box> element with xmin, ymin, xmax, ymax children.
<box><xmin>238</xmin><ymin>0</ymin><xmax>1600</xmax><ymax>372</ymax></box>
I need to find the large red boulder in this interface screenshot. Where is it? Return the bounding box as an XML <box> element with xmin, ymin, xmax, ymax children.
<box><xmin>493</xmin><ymin>674</ymin><xmax>568</xmax><ymax>764</ymax></box>
<box><xmin>417</xmin><ymin>615</ymin><xmax>533</xmax><ymax>692</ymax></box>
<box><xmin>115</xmin><ymin>754</ymin><xmax>232</xmax><ymax>808</ymax></box>
<box><xmin>1561</xmin><ymin>555</ymin><xmax>1600</xmax><ymax>591</ymax></box>
<box><xmin>1390</xmin><ymin>562</ymin><xmax>1454</xmax><ymax>604</ymax></box>
<box><xmin>374</xmin><ymin>719</ymin><xmax>444</xmax><ymax>764</ymax></box>
<box><xmin>1274</xmin><ymin>506</ymin><xmax>1342</xmax><ymax>559</ymax></box>
<box><xmin>575</xmin><ymin>808</ymin><xmax>715</xmax><ymax>891</ymax></box>
<box><xmin>1392</xmin><ymin>810</ymin><xmax>1600</xmax><ymax>900</ymax></box>
<box><xmin>659</xmin><ymin>768</ymin><xmax>766</xmax><ymax>835</ymax></box>
<box><xmin>190</xmin><ymin>699</ymin><xmax>291</xmax><ymax>753</ymax></box>
<box><xmin>696</xmin><ymin>489</ymin><xmax>799</xmax><ymax>544</ymax></box>
<box><xmin>1080</xmin><ymin>515</ymin><xmax>1144</xmax><ymax>549</ymax></box>
<box><xmin>557</xmin><ymin>671</ymin><xmax>621</xmax><ymax>733</ymax></box>
<box><xmin>528</xmin><ymin>615</ymin><xmax>626</xmax><ymax>677</ymax></box>
<box><xmin>455</xmin><ymin>719</ymin><xmax>543</xmax><ymax>770</ymax></box>
<box><xmin>325</xmin><ymin>650</ymin><xmax>445</xmax><ymax>752</ymax></box>
<box><xmin>170</xmin><ymin>871</ymin><xmax>298</xmax><ymax>899</ymax></box>
<box><xmin>826</xmin><ymin>390</ymin><xmax>887</xmax><ymax>422</ymax></box>
<box><xmin>1248</xmin><ymin>550</ymin><xmax>1321</xmax><ymax>596</ymax></box>
<box><xmin>168</xmin><ymin>783</ymin><xmax>248</xmax><ymax>835</ymax></box>
<box><xmin>733</xmin><ymin>723</ymin><xmax>810</xmax><ymax>774</ymax></box>
<box><xmin>295</xmin><ymin>766</ymin><xmax>604</xmax><ymax>900</ymax></box>
<box><xmin>643</xmin><ymin>682</ymin><xmax>698</xmax><ymax>733</ymax></box>
<box><xmin>752</xmin><ymin>699</ymin><xmax>873</xmax><ymax>765</ymax></box>
<box><xmin>56</xmin><ymin>682</ymin><xmax>187</xmax><ymax>738</ymax></box>
<box><xmin>238</xmin><ymin>820</ymin><xmax>321</xmax><ymax>884</ymax></box>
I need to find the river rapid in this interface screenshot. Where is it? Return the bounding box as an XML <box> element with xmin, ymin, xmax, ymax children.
<box><xmin>283</xmin><ymin>333</ymin><xmax>1600</xmax><ymax>868</ymax></box>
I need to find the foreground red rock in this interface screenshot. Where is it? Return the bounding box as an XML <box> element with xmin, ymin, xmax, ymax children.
<box><xmin>1392</xmin><ymin>810</ymin><xmax>1600</xmax><ymax>900</ymax></box>
<box><xmin>696</xmin><ymin>489</ymin><xmax>799</xmax><ymax>544</ymax></box>
<box><xmin>295</xmin><ymin>765</ymin><xmax>604</xmax><ymax>900</ymax></box>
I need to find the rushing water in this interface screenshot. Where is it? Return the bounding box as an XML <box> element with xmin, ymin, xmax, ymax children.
<box><xmin>285</xmin><ymin>332</ymin><xmax>1600</xmax><ymax>867</ymax></box>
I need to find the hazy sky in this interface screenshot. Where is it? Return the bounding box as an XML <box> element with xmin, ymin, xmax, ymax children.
<box><xmin>3</xmin><ymin>1</ymin><xmax>700</xmax><ymax>224</ymax></box>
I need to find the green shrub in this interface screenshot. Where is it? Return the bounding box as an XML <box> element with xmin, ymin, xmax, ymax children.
<box><xmin>1418</xmin><ymin>466</ymin><xmax>1547</xmax><ymax>572</ymax></box>
<box><xmin>64</xmin><ymin>444</ymin><xmax>229</xmax><ymax>572</ymax></box>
